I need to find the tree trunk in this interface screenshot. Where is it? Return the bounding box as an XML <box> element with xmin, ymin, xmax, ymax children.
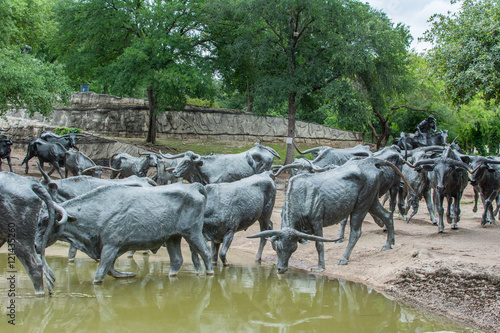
<box><xmin>247</xmin><ymin>79</ymin><xmax>253</xmax><ymax>113</ymax></box>
<box><xmin>147</xmin><ymin>86</ymin><xmax>157</xmax><ymax>144</ymax></box>
<box><xmin>285</xmin><ymin>91</ymin><xmax>297</xmax><ymax>165</ymax></box>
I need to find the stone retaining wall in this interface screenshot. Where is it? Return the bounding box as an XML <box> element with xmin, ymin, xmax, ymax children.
<box><xmin>2</xmin><ymin>92</ymin><xmax>363</xmax><ymax>148</ymax></box>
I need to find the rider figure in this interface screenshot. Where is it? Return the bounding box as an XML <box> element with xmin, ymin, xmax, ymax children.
<box><xmin>416</xmin><ymin>115</ymin><xmax>436</xmax><ymax>137</ymax></box>
<box><xmin>414</xmin><ymin>115</ymin><xmax>436</xmax><ymax>146</ymax></box>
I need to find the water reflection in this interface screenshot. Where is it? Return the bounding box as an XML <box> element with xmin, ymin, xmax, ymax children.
<box><xmin>0</xmin><ymin>253</ymin><xmax>468</xmax><ymax>332</ymax></box>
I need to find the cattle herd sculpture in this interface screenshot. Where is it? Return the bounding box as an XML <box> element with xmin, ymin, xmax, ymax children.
<box><xmin>0</xmin><ymin>120</ymin><xmax>497</xmax><ymax>295</ymax></box>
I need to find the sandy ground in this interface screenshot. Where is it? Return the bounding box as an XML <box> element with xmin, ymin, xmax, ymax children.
<box><xmin>4</xmin><ymin>148</ymin><xmax>500</xmax><ymax>332</ymax></box>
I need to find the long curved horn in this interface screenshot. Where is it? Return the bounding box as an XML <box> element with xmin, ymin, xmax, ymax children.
<box><xmin>102</xmin><ymin>166</ymin><xmax>122</xmax><ymax>172</ymax></box>
<box><xmin>293</xmin><ymin>139</ymin><xmax>322</xmax><ymax>156</ymax></box>
<box><xmin>306</xmin><ymin>159</ymin><xmax>337</xmax><ymax>173</ymax></box>
<box><xmin>444</xmin><ymin>159</ymin><xmax>475</xmax><ymax>173</ymax></box>
<box><xmin>410</xmin><ymin>159</ymin><xmax>437</xmax><ymax>168</ymax></box>
<box><xmin>53</xmin><ymin>203</ymin><xmax>70</xmax><ymax>225</ymax></box>
<box><xmin>288</xmin><ymin>229</ymin><xmax>341</xmax><ymax>242</ymax></box>
<box><xmin>81</xmin><ymin>166</ymin><xmax>99</xmax><ymax>173</ymax></box>
<box><xmin>255</xmin><ymin>142</ymin><xmax>281</xmax><ymax>160</ymax></box>
<box><xmin>247</xmin><ymin>230</ymin><xmax>284</xmax><ymax>239</ymax></box>
<box><xmin>274</xmin><ymin>163</ymin><xmax>301</xmax><ymax>177</ymax></box>
<box><xmin>0</xmin><ymin>126</ymin><xmax>12</xmax><ymax>132</ymax></box>
<box><xmin>41</xmin><ymin>131</ymin><xmax>63</xmax><ymax>139</ymax></box>
<box><xmin>160</xmin><ymin>152</ymin><xmax>186</xmax><ymax>159</ymax></box>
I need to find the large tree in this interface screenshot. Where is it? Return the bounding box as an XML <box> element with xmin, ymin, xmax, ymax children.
<box><xmin>424</xmin><ymin>0</ymin><xmax>500</xmax><ymax>105</ymax></box>
<box><xmin>51</xmin><ymin>0</ymin><xmax>214</xmax><ymax>143</ymax></box>
<box><xmin>205</xmin><ymin>0</ymin><xmax>412</xmax><ymax>159</ymax></box>
<box><xmin>0</xmin><ymin>0</ymin><xmax>71</xmax><ymax>116</ymax></box>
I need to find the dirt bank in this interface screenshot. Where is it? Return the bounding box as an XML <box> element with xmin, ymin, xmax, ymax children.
<box><xmin>5</xmin><ymin>147</ymin><xmax>500</xmax><ymax>332</ymax></box>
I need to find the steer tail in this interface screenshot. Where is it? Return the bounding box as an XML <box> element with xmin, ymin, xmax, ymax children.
<box><xmin>31</xmin><ymin>184</ymin><xmax>57</xmax><ymax>294</ymax></box>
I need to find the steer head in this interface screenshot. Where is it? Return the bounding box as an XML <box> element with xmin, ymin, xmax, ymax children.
<box><xmin>469</xmin><ymin>157</ymin><xmax>500</xmax><ymax>186</ymax></box>
<box><xmin>162</xmin><ymin>151</ymin><xmax>203</xmax><ymax>181</ymax></box>
<box><xmin>248</xmin><ymin>228</ymin><xmax>339</xmax><ymax>274</ymax></box>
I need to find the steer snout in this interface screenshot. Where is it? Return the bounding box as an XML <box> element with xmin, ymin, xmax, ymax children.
<box><xmin>436</xmin><ymin>185</ymin><xmax>446</xmax><ymax>194</ymax></box>
<box><xmin>277</xmin><ymin>265</ymin><xmax>289</xmax><ymax>274</ymax></box>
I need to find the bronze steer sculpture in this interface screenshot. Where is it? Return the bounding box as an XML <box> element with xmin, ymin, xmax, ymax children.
<box><xmin>191</xmin><ymin>171</ymin><xmax>276</xmax><ymax>267</ymax></box>
<box><xmin>164</xmin><ymin>142</ymin><xmax>281</xmax><ymax>185</ymax></box>
<box><xmin>109</xmin><ymin>152</ymin><xmax>157</xmax><ymax>179</ymax></box>
<box><xmin>0</xmin><ymin>132</ymin><xmax>13</xmax><ymax>172</ymax></box>
<box><xmin>38</xmin><ymin>164</ymin><xmax>156</xmax><ymax>261</ymax></box>
<box><xmin>0</xmin><ymin>172</ymin><xmax>66</xmax><ymax>295</ymax></box>
<box><xmin>40</xmin><ymin>130</ymin><xmax>86</xmax><ymax>150</ymax></box>
<box><xmin>249</xmin><ymin>157</ymin><xmax>404</xmax><ymax>273</ymax></box>
<box><xmin>410</xmin><ymin>146</ymin><xmax>476</xmax><ymax>232</ymax></box>
<box><xmin>288</xmin><ymin>140</ymin><xmax>372</xmax><ymax>176</ymax></box>
<box><xmin>64</xmin><ymin>149</ymin><xmax>120</xmax><ymax>178</ymax></box>
<box><xmin>469</xmin><ymin>156</ymin><xmax>500</xmax><ymax>225</ymax></box>
<box><xmin>398</xmin><ymin>146</ymin><xmax>445</xmax><ymax>224</ymax></box>
<box><xmin>21</xmin><ymin>139</ymin><xmax>68</xmax><ymax>178</ymax></box>
<box><xmin>39</xmin><ymin>183</ymin><xmax>213</xmax><ymax>284</ymax></box>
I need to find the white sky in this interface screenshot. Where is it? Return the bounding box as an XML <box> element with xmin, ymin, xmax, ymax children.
<box><xmin>364</xmin><ymin>0</ymin><xmax>461</xmax><ymax>53</ymax></box>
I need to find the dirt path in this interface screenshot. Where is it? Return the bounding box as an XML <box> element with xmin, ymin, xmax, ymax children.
<box><xmin>5</xmin><ymin>148</ymin><xmax>500</xmax><ymax>332</ymax></box>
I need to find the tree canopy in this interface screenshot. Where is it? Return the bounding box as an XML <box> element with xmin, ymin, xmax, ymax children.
<box><xmin>424</xmin><ymin>0</ymin><xmax>500</xmax><ymax>105</ymax></box>
<box><xmin>0</xmin><ymin>0</ymin><xmax>71</xmax><ymax>116</ymax></box>
<box><xmin>204</xmin><ymin>0</ymin><xmax>412</xmax><ymax>160</ymax></box>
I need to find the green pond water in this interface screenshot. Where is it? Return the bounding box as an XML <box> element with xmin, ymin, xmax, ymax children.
<box><xmin>0</xmin><ymin>250</ymin><xmax>472</xmax><ymax>333</ymax></box>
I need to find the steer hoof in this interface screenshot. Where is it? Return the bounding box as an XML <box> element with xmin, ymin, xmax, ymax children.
<box><xmin>338</xmin><ymin>259</ymin><xmax>348</xmax><ymax>266</ymax></box>
<box><xmin>92</xmin><ymin>280</ymin><xmax>103</xmax><ymax>285</ymax></box>
<box><xmin>206</xmin><ymin>270</ymin><xmax>215</xmax><ymax>276</ymax></box>
<box><xmin>381</xmin><ymin>244</ymin><xmax>392</xmax><ymax>251</ymax></box>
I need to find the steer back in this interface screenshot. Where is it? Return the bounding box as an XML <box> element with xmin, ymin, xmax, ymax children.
<box><xmin>167</xmin><ymin>143</ymin><xmax>281</xmax><ymax>185</ymax></box>
<box><xmin>38</xmin><ymin>164</ymin><xmax>157</xmax><ymax>202</ymax></box>
<box><xmin>40</xmin><ymin>131</ymin><xmax>86</xmax><ymax>150</ymax></box>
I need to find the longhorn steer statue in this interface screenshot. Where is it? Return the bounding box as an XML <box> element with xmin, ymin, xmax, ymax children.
<box><xmin>469</xmin><ymin>156</ymin><xmax>500</xmax><ymax>225</ymax></box>
<box><xmin>65</xmin><ymin>149</ymin><xmax>120</xmax><ymax>178</ymax></box>
<box><xmin>335</xmin><ymin>145</ymin><xmax>408</xmax><ymax>241</ymax></box>
<box><xmin>398</xmin><ymin>146</ymin><xmax>444</xmax><ymax>224</ymax></box>
<box><xmin>0</xmin><ymin>172</ymin><xmax>66</xmax><ymax>295</ymax></box>
<box><xmin>38</xmin><ymin>164</ymin><xmax>156</xmax><ymax>261</ymax></box>
<box><xmin>0</xmin><ymin>127</ymin><xmax>13</xmax><ymax>172</ymax></box>
<box><xmin>38</xmin><ymin>183</ymin><xmax>214</xmax><ymax>284</ymax></box>
<box><xmin>192</xmin><ymin>172</ymin><xmax>276</xmax><ymax>266</ymax></box>
<box><xmin>249</xmin><ymin>157</ymin><xmax>402</xmax><ymax>273</ymax></box>
<box><xmin>109</xmin><ymin>152</ymin><xmax>157</xmax><ymax>179</ymax></box>
<box><xmin>164</xmin><ymin>142</ymin><xmax>281</xmax><ymax>185</ymax></box>
<box><xmin>410</xmin><ymin>146</ymin><xmax>475</xmax><ymax>232</ymax></box>
<box><xmin>289</xmin><ymin>140</ymin><xmax>372</xmax><ymax>175</ymax></box>
<box><xmin>21</xmin><ymin>139</ymin><xmax>67</xmax><ymax>178</ymax></box>
<box><xmin>154</xmin><ymin>153</ymin><xmax>183</xmax><ymax>185</ymax></box>
<box><xmin>40</xmin><ymin>131</ymin><xmax>86</xmax><ymax>151</ymax></box>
